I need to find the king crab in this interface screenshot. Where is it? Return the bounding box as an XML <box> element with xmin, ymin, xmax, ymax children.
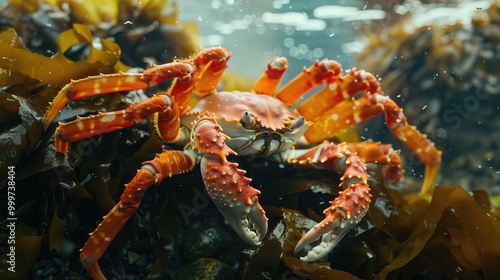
<box><xmin>43</xmin><ymin>47</ymin><xmax>441</xmax><ymax>279</ymax></box>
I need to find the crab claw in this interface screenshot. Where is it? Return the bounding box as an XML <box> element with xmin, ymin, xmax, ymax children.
<box><xmin>200</xmin><ymin>157</ymin><xmax>268</xmax><ymax>245</ymax></box>
<box><xmin>294</xmin><ymin>182</ymin><xmax>371</xmax><ymax>262</ymax></box>
<box><xmin>227</xmin><ymin>195</ymin><xmax>268</xmax><ymax>246</ymax></box>
<box><xmin>293</xmin><ymin>209</ymin><xmax>357</xmax><ymax>261</ymax></box>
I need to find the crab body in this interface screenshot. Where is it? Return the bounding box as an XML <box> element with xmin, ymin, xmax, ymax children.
<box><xmin>182</xmin><ymin>90</ymin><xmax>308</xmax><ymax>157</ymax></box>
<box><xmin>43</xmin><ymin>47</ymin><xmax>441</xmax><ymax>279</ymax></box>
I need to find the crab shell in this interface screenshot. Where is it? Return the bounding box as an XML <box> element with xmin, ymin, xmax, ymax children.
<box><xmin>182</xmin><ymin>91</ymin><xmax>309</xmax><ymax>156</ymax></box>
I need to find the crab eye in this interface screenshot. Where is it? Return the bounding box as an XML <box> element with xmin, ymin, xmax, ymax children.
<box><xmin>291</xmin><ymin>116</ymin><xmax>305</xmax><ymax>129</ymax></box>
<box><xmin>241</xmin><ymin>111</ymin><xmax>255</xmax><ymax>127</ymax></box>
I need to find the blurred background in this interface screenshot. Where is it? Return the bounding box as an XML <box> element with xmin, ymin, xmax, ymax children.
<box><xmin>178</xmin><ymin>0</ymin><xmax>490</xmax><ymax>78</ymax></box>
<box><xmin>179</xmin><ymin>0</ymin><xmax>370</xmax><ymax>80</ymax></box>
<box><xmin>179</xmin><ymin>0</ymin><xmax>499</xmax><ymax>192</ymax></box>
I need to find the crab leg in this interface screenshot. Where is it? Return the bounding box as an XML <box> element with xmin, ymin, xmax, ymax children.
<box><xmin>191</xmin><ymin>47</ymin><xmax>231</xmax><ymax>97</ymax></box>
<box><xmin>43</xmin><ymin>62</ymin><xmax>194</xmax><ymax>127</ymax></box>
<box><xmin>252</xmin><ymin>56</ymin><xmax>288</xmax><ymax>95</ymax></box>
<box><xmin>192</xmin><ymin>117</ymin><xmax>268</xmax><ymax>245</ymax></box>
<box><xmin>297</xmin><ymin>68</ymin><xmax>439</xmax><ymax>194</ymax></box>
<box><xmin>304</xmin><ymin>93</ymin><xmax>441</xmax><ymax>195</ymax></box>
<box><xmin>80</xmin><ymin>150</ymin><xmax>196</xmax><ymax>280</ymax></box>
<box><xmin>297</xmin><ymin>69</ymin><xmax>381</xmax><ymax>121</ymax></box>
<box><xmin>275</xmin><ymin>59</ymin><xmax>343</xmax><ymax>106</ymax></box>
<box><xmin>54</xmin><ymin>94</ymin><xmax>181</xmax><ymax>155</ymax></box>
<box><xmin>283</xmin><ymin>142</ymin><xmax>371</xmax><ymax>261</ymax></box>
<box><xmin>346</xmin><ymin>142</ymin><xmax>403</xmax><ymax>182</ymax></box>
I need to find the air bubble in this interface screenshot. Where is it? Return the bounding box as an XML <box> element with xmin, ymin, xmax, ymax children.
<box><xmin>312</xmin><ymin>47</ymin><xmax>324</xmax><ymax>58</ymax></box>
<box><xmin>283</xmin><ymin>37</ymin><xmax>294</xmax><ymax>48</ymax></box>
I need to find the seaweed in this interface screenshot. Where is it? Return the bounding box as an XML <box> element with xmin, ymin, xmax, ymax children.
<box><xmin>0</xmin><ymin>0</ymin><xmax>199</xmax><ymax>69</ymax></box>
<box><xmin>0</xmin><ymin>93</ymin><xmax>44</xmax><ymax>181</ymax></box>
<box><xmin>240</xmin><ymin>166</ymin><xmax>500</xmax><ymax>279</ymax></box>
<box><xmin>0</xmin><ymin>0</ymin><xmax>200</xmax><ymax>278</ymax></box>
<box><xmin>355</xmin><ymin>1</ymin><xmax>500</xmax><ymax>191</ymax></box>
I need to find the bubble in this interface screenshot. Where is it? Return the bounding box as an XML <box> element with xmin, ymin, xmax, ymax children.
<box><xmin>273</xmin><ymin>47</ymin><xmax>283</xmax><ymax>56</ymax></box>
<box><xmin>289</xmin><ymin>46</ymin><xmax>299</xmax><ymax>57</ymax></box>
<box><xmin>284</xmin><ymin>26</ymin><xmax>295</xmax><ymax>36</ymax></box>
<box><xmin>283</xmin><ymin>37</ymin><xmax>294</xmax><ymax>48</ymax></box>
<box><xmin>203</xmin><ymin>34</ymin><xmax>224</xmax><ymax>46</ymax></box>
<box><xmin>256</xmin><ymin>25</ymin><xmax>266</xmax><ymax>34</ymax></box>
<box><xmin>312</xmin><ymin>47</ymin><xmax>324</xmax><ymax>58</ymax></box>
<box><xmin>435</xmin><ymin>128</ymin><xmax>448</xmax><ymax>141</ymax></box>
<box><xmin>214</xmin><ymin>21</ymin><xmax>234</xmax><ymax>34</ymax></box>
<box><xmin>298</xmin><ymin>43</ymin><xmax>309</xmax><ymax>54</ymax></box>
<box><xmin>211</xmin><ymin>0</ymin><xmax>222</xmax><ymax>9</ymax></box>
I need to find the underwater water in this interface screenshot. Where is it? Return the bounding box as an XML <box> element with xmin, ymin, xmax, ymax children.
<box><xmin>179</xmin><ymin>0</ymin><xmax>491</xmax><ymax>76</ymax></box>
<box><xmin>179</xmin><ymin>0</ymin><xmax>364</xmax><ymax>80</ymax></box>
<box><xmin>181</xmin><ymin>0</ymin><xmax>499</xmax><ymax>192</ymax></box>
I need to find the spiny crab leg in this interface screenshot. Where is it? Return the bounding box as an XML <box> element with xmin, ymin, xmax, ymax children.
<box><xmin>300</xmin><ymin>69</ymin><xmax>383</xmax><ymax>142</ymax></box>
<box><xmin>275</xmin><ymin>59</ymin><xmax>343</xmax><ymax>106</ymax></box>
<box><xmin>297</xmin><ymin>69</ymin><xmax>381</xmax><ymax>121</ymax></box>
<box><xmin>43</xmin><ymin>62</ymin><xmax>194</xmax><ymax>127</ymax></box>
<box><xmin>296</xmin><ymin>67</ymin><xmax>441</xmax><ymax>195</ymax></box>
<box><xmin>192</xmin><ymin>116</ymin><xmax>268</xmax><ymax>245</ymax></box>
<box><xmin>283</xmin><ymin>142</ymin><xmax>371</xmax><ymax>261</ymax></box>
<box><xmin>346</xmin><ymin>142</ymin><xmax>403</xmax><ymax>182</ymax></box>
<box><xmin>80</xmin><ymin>150</ymin><xmax>196</xmax><ymax>280</ymax></box>
<box><xmin>378</xmin><ymin>94</ymin><xmax>441</xmax><ymax>196</ymax></box>
<box><xmin>252</xmin><ymin>56</ymin><xmax>288</xmax><ymax>95</ymax></box>
<box><xmin>304</xmin><ymin>92</ymin><xmax>441</xmax><ymax>195</ymax></box>
<box><xmin>54</xmin><ymin>95</ymin><xmax>179</xmax><ymax>155</ymax></box>
<box><xmin>191</xmin><ymin>47</ymin><xmax>231</xmax><ymax>97</ymax></box>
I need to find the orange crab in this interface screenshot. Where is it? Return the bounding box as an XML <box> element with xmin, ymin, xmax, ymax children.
<box><xmin>43</xmin><ymin>47</ymin><xmax>441</xmax><ymax>279</ymax></box>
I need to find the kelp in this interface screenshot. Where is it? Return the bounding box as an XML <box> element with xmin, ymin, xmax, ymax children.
<box><xmin>0</xmin><ymin>93</ymin><xmax>43</xmax><ymax>181</ymax></box>
<box><xmin>0</xmin><ymin>0</ymin><xmax>200</xmax><ymax>70</ymax></box>
<box><xmin>0</xmin><ymin>26</ymin><xmax>123</xmax><ymax>89</ymax></box>
<box><xmin>0</xmin><ymin>21</ymin><xmax>127</xmax><ymax>183</ymax></box>
<box><xmin>355</xmin><ymin>1</ymin><xmax>500</xmax><ymax>190</ymax></box>
<box><xmin>0</xmin><ymin>0</ymin><xmax>199</xmax><ymax>278</ymax></box>
<box><xmin>0</xmin><ymin>223</ymin><xmax>42</xmax><ymax>279</ymax></box>
<box><xmin>237</xmin><ymin>164</ymin><xmax>500</xmax><ymax>279</ymax></box>
<box><xmin>388</xmin><ymin>186</ymin><xmax>500</xmax><ymax>278</ymax></box>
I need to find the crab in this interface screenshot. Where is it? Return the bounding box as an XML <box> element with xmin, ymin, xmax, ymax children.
<box><xmin>43</xmin><ymin>47</ymin><xmax>441</xmax><ymax>279</ymax></box>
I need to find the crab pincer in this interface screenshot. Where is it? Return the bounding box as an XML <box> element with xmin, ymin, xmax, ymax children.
<box><xmin>192</xmin><ymin>116</ymin><xmax>268</xmax><ymax>245</ymax></box>
<box><xmin>293</xmin><ymin>180</ymin><xmax>371</xmax><ymax>261</ymax></box>
<box><xmin>201</xmin><ymin>157</ymin><xmax>268</xmax><ymax>245</ymax></box>
<box><xmin>286</xmin><ymin>143</ymin><xmax>372</xmax><ymax>261</ymax></box>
